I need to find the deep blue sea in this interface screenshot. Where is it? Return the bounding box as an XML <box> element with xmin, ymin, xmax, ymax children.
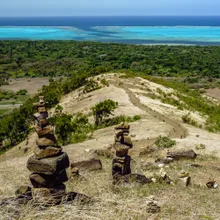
<box><xmin>0</xmin><ymin>16</ymin><xmax>220</xmax><ymax>44</ymax></box>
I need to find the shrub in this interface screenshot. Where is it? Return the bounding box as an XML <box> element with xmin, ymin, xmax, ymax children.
<box><xmin>83</xmin><ymin>79</ymin><xmax>100</xmax><ymax>93</ymax></box>
<box><xmin>154</xmin><ymin>136</ymin><xmax>176</xmax><ymax>148</ymax></box>
<box><xmin>92</xmin><ymin>99</ymin><xmax>118</xmax><ymax>126</ymax></box>
<box><xmin>100</xmin><ymin>78</ymin><xmax>109</xmax><ymax>86</ymax></box>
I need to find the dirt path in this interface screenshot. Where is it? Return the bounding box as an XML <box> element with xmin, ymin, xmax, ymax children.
<box><xmin>116</xmin><ymin>78</ymin><xmax>187</xmax><ymax>139</ymax></box>
<box><xmin>115</xmin><ymin>79</ymin><xmax>188</xmax><ymax>157</ymax></box>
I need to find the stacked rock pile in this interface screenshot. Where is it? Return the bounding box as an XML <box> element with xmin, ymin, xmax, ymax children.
<box><xmin>27</xmin><ymin>96</ymin><xmax>70</xmax><ymax>205</ymax></box>
<box><xmin>112</xmin><ymin>122</ymin><xmax>133</xmax><ymax>178</ymax></box>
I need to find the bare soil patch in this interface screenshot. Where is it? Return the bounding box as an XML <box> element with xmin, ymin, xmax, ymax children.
<box><xmin>1</xmin><ymin>78</ymin><xmax>50</xmax><ymax>94</ymax></box>
<box><xmin>206</xmin><ymin>88</ymin><xmax>220</xmax><ymax>101</ymax></box>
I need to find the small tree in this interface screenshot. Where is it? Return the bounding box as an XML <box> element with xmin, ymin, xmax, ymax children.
<box><xmin>92</xmin><ymin>99</ymin><xmax>118</xmax><ymax>126</ymax></box>
<box><xmin>54</xmin><ymin>114</ymin><xmax>74</xmax><ymax>145</ymax></box>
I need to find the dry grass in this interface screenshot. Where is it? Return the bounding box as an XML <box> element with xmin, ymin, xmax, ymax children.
<box><xmin>1</xmin><ymin>155</ymin><xmax>220</xmax><ymax>220</ymax></box>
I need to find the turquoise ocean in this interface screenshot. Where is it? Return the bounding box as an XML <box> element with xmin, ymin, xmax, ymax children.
<box><xmin>0</xmin><ymin>16</ymin><xmax>220</xmax><ymax>44</ymax></box>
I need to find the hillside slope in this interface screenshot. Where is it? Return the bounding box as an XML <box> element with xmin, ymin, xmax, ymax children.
<box><xmin>0</xmin><ymin>74</ymin><xmax>220</xmax><ymax>220</ymax></box>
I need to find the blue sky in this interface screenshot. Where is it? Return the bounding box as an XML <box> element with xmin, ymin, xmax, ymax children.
<box><xmin>1</xmin><ymin>0</ymin><xmax>220</xmax><ymax>16</ymax></box>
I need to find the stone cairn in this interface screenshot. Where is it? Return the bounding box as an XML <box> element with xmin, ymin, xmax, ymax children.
<box><xmin>112</xmin><ymin>122</ymin><xmax>133</xmax><ymax>180</ymax></box>
<box><xmin>26</xmin><ymin>96</ymin><xmax>70</xmax><ymax>205</ymax></box>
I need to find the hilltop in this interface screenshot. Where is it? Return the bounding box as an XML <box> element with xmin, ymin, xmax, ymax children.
<box><xmin>0</xmin><ymin>73</ymin><xmax>220</xmax><ymax>219</ymax></box>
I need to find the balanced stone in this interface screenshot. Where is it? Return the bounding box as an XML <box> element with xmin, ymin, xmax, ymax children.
<box><xmin>30</xmin><ymin>170</ymin><xmax>68</xmax><ymax>188</ymax></box>
<box><xmin>115</xmin><ymin>122</ymin><xmax>130</xmax><ymax>130</ymax></box>
<box><xmin>27</xmin><ymin>152</ymin><xmax>69</xmax><ymax>175</ymax></box>
<box><xmin>36</xmin><ymin>134</ymin><xmax>57</xmax><ymax>146</ymax></box>
<box><xmin>35</xmin><ymin>125</ymin><xmax>54</xmax><ymax>137</ymax></box>
<box><xmin>114</xmin><ymin>143</ymin><xmax>130</xmax><ymax>157</ymax></box>
<box><xmin>121</xmin><ymin>135</ymin><xmax>133</xmax><ymax>147</ymax></box>
<box><xmin>112</xmin><ymin>155</ymin><xmax>131</xmax><ymax>176</ymax></box>
<box><xmin>34</xmin><ymin>145</ymin><xmax>62</xmax><ymax>159</ymax></box>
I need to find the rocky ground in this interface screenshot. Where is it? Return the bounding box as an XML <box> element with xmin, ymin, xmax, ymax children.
<box><xmin>0</xmin><ymin>74</ymin><xmax>220</xmax><ymax>220</ymax></box>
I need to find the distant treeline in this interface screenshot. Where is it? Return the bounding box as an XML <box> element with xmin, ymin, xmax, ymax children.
<box><xmin>0</xmin><ymin>41</ymin><xmax>220</xmax><ymax>85</ymax></box>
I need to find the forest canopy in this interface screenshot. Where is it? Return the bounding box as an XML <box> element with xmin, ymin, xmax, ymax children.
<box><xmin>0</xmin><ymin>41</ymin><xmax>220</xmax><ymax>86</ymax></box>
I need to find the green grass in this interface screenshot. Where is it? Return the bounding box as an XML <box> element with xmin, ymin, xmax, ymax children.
<box><xmin>0</xmin><ymin>109</ymin><xmax>10</xmax><ymax>117</ymax></box>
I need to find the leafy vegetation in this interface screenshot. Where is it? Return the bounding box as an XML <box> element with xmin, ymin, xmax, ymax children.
<box><xmin>92</xmin><ymin>99</ymin><xmax>118</xmax><ymax>126</ymax></box>
<box><xmin>154</xmin><ymin>135</ymin><xmax>176</xmax><ymax>148</ymax></box>
<box><xmin>49</xmin><ymin>109</ymin><xmax>141</xmax><ymax>145</ymax></box>
<box><xmin>1</xmin><ymin>41</ymin><xmax>220</xmax><ymax>81</ymax></box>
<box><xmin>83</xmin><ymin>79</ymin><xmax>101</xmax><ymax>93</ymax></box>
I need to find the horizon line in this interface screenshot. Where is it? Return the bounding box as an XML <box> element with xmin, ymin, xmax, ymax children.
<box><xmin>1</xmin><ymin>15</ymin><xmax>220</xmax><ymax>18</ymax></box>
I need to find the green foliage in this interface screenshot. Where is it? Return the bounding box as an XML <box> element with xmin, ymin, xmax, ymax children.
<box><xmin>1</xmin><ymin>41</ymin><xmax>220</xmax><ymax>81</ymax></box>
<box><xmin>154</xmin><ymin>135</ymin><xmax>176</xmax><ymax>148</ymax></box>
<box><xmin>83</xmin><ymin>79</ymin><xmax>100</xmax><ymax>93</ymax></box>
<box><xmin>92</xmin><ymin>99</ymin><xmax>118</xmax><ymax>126</ymax></box>
<box><xmin>100</xmin><ymin>78</ymin><xmax>109</xmax><ymax>86</ymax></box>
<box><xmin>0</xmin><ymin>109</ymin><xmax>9</xmax><ymax>117</ymax></box>
<box><xmin>53</xmin><ymin>114</ymin><xmax>74</xmax><ymax>145</ymax></box>
<box><xmin>50</xmin><ymin>113</ymin><xmax>93</xmax><ymax>145</ymax></box>
<box><xmin>98</xmin><ymin>115</ymin><xmax>141</xmax><ymax>128</ymax></box>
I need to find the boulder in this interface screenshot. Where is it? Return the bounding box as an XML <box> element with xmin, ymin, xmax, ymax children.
<box><xmin>30</xmin><ymin>170</ymin><xmax>68</xmax><ymax>188</ymax></box>
<box><xmin>71</xmin><ymin>158</ymin><xmax>102</xmax><ymax>173</ymax></box>
<box><xmin>34</xmin><ymin>145</ymin><xmax>62</xmax><ymax>159</ymax></box>
<box><xmin>32</xmin><ymin>184</ymin><xmax>66</xmax><ymax>205</ymax></box>
<box><xmin>27</xmin><ymin>152</ymin><xmax>70</xmax><ymax>175</ymax></box>
<box><xmin>167</xmin><ymin>149</ymin><xmax>197</xmax><ymax>160</ymax></box>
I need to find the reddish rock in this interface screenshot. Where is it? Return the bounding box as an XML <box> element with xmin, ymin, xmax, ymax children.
<box><xmin>34</xmin><ymin>146</ymin><xmax>62</xmax><ymax>159</ymax></box>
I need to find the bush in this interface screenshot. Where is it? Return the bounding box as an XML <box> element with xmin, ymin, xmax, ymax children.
<box><xmin>100</xmin><ymin>115</ymin><xmax>141</xmax><ymax>128</ymax></box>
<box><xmin>83</xmin><ymin>79</ymin><xmax>100</xmax><ymax>93</ymax></box>
<box><xmin>154</xmin><ymin>136</ymin><xmax>176</xmax><ymax>148</ymax></box>
<box><xmin>92</xmin><ymin>99</ymin><xmax>118</xmax><ymax>126</ymax></box>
